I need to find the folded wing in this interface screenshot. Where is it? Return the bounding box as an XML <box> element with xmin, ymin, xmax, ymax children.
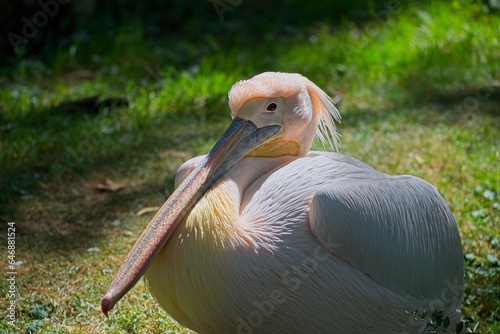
<box><xmin>309</xmin><ymin>174</ymin><xmax>463</xmax><ymax>305</ymax></box>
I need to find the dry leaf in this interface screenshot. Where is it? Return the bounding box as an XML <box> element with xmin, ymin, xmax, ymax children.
<box><xmin>136</xmin><ymin>206</ymin><xmax>160</xmax><ymax>216</ymax></box>
<box><xmin>96</xmin><ymin>178</ymin><xmax>126</xmax><ymax>192</ymax></box>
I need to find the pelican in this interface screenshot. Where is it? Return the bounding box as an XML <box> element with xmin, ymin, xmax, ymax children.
<box><xmin>102</xmin><ymin>72</ymin><xmax>464</xmax><ymax>333</ymax></box>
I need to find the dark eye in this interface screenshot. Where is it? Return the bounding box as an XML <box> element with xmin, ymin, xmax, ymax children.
<box><xmin>266</xmin><ymin>102</ymin><xmax>277</xmax><ymax>111</ymax></box>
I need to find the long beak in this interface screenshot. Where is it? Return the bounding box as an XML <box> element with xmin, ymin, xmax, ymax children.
<box><xmin>102</xmin><ymin>117</ymin><xmax>281</xmax><ymax>316</ymax></box>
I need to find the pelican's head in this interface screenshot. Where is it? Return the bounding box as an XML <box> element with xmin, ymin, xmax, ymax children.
<box><xmin>101</xmin><ymin>72</ymin><xmax>340</xmax><ymax>315</ymax></box>
<box><xmin>229</xmin><ymin>72</ymin><xmax>340</xmax><ymax>156</ymax></box>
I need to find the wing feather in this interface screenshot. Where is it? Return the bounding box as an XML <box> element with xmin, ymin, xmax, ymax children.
<box><xmin>309</xmin><ymin>175</ymin><xmax>463</xmax><ymax>304</ymax></box>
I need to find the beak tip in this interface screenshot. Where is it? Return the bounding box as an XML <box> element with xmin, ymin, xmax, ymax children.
<box><xmin>101</xmin><ymin>293</ymin><xmax>113</xmax><ymax>317</ymax></box>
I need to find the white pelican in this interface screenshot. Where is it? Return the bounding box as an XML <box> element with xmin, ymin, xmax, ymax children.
<box><xmin>102</xmin><ymin>72</ymin><xmax>464</xmax><ymax>333</ymax></box>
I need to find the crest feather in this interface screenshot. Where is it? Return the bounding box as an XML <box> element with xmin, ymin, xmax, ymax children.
<box><xmin>307</xmin><ymin>83</ymin><xmax>341</xmax><ymax>151</ymax></box>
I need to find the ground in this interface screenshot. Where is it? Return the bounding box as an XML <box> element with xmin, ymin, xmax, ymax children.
<box><xmin>0</xmin><ymin>1</ymin><xmax>499</xmax><ymax>333</ymax></box>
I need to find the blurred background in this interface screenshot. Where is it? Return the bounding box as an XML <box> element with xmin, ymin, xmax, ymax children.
<box><xmin>1</xmin><ymin>0</ymin><xmax>499</xmax><ymax>333</ymax></box>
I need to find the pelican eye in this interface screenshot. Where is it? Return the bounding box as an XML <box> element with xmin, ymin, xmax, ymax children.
<box><xmin>266</xmin><ymin>102</ymin><xmax>278</xmax><ymax>112</ymax></box>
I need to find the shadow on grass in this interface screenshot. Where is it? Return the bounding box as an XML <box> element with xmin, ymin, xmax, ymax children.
<box><xmin>427</xmin><ymin>86</ymin><xmax>500</xmax><ymax>119</ymax></box>
<box><xmin>0</xmin><ymin>93</ymin><xmax>232</xmax><ymax>253</ymax></box>
<box><xmin>21</xmin><ymin>177</ymin><xmax>171</xmax><ymax>253</ymax></box>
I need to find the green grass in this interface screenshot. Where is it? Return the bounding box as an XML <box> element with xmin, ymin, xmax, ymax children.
<box><xmin>1</xmin><ymin>1</ymin><xmax>499</xmax><ymax>333</ymax></box>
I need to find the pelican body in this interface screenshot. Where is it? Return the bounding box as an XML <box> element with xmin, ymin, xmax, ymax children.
<box><xmin>103</xmin><ymin>72</ymin><xmax>464</xmax><ymax>333</ymax></box>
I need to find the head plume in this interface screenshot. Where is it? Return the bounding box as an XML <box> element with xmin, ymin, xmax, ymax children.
<box><xmin>228</xmin><ymin>72</ymin><xmax>341</xmax><ymax>152</ymax></box>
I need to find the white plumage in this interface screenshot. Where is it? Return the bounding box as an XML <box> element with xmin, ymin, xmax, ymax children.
<box><xmin>103</xmin><ymin>72</ymin><xmax>464</xmax><ymax>334</ymax></box>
